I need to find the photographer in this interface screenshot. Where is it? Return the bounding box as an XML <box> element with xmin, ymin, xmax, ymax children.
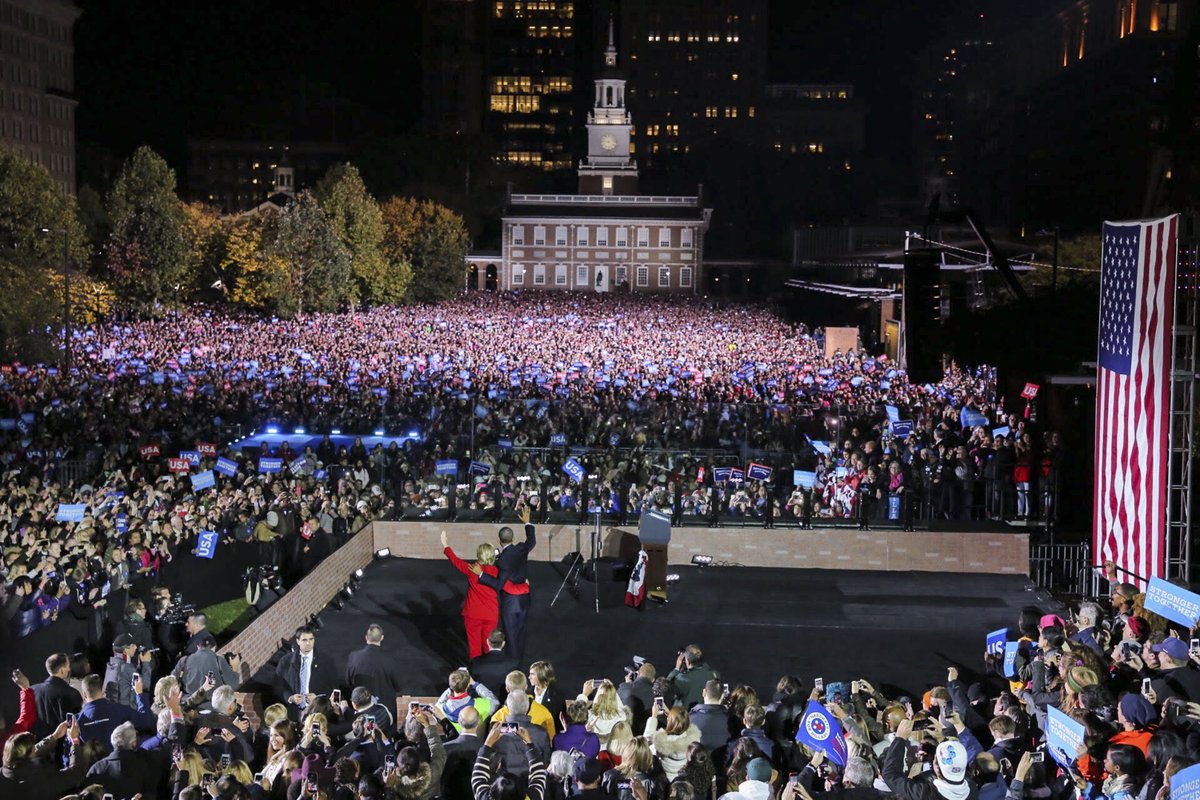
<box><xmin>113</xmin><ymin>599</ymin><xmax>154</xmax><ymax>654</ymax></box>
<box><xmin>103</xmin><ymin>634</ymin><xmax>153</xmax><ymax>710</ymax></box>
<box><xmin>172</xmin><ymin>637</ymin><xmax>240</xmax><ymax>694</ymax></box>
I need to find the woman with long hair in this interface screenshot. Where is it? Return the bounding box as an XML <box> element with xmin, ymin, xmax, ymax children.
<box><xmin>258</xmin><ymin>720</ymin><xmax>299</xmax><ymax>795</ymax></box>
<box><xmin>645</xmin><ymin>707</ymin><xmax>702</xmax><ymax>781</ymax></box>
<box><xmin>603</xmin><ymin>737</ymin><xmax>662</xmax><ymax>800</ymax></box>
<box><xmin>441</xmin><ymin>530</ymin><xmax>529</xmax><ymax>659</ymax></box>
<box><xmin>585</xmin><ymin>680</ymin><xmax>633</xmax><ymax>750</ymax></box>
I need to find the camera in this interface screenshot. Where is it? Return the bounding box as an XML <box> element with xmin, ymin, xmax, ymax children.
<box><xmin>500</xmin><ymin>722</ymin><xmax>519</xmax><ymax>735</ymax></box>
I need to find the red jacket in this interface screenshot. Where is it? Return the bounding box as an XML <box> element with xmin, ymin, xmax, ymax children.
<box><xmin>444</xmin><ymin>547</ymin><xmax>528</xmax><ymax>620</ymax></box>
<box><xmin>0</xmin><ymin>687</ymin><xmax>36</xmax><ymax>749</ymax></box>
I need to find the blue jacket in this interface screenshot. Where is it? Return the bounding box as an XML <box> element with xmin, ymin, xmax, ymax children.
<box><xmin>553</xmin><ymin>723</ymin><xmax>601</xmax><ymax>757</ymax></box>
<box><xmin>77</xmin><ymin>696</ymin><xmax>156</xmax><ymax>752</ymax></box>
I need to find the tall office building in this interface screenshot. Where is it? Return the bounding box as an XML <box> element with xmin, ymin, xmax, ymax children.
<box><xmin>0</xmin><ymin>0</ymin><xmax>79</xmax><ymax>195</ymax></box>
<box><xmin>618</xmin><ymin>0</ymin><xmax>768</xmax><ymax>170</ymax></box>
<box><xmin>420</xmin><ymin>0</ymin><xmax>483</xmax><ymax>136</ymax></box>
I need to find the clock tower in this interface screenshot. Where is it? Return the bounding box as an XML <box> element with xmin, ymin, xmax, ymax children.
<box><xmin>579</xmin><ymin>17</ymin><xmax>638</xmax><ymax>195</ymax></box>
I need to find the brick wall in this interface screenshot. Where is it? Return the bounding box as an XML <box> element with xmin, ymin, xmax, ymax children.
<box><xmin>220</xmin><ymin>524</ymin><xmax>376</xmax><ymax>676</ymax></box>
<box><xmin>371</xmin><ymin>521</ymin><xmax>1029</xmax><ymax>574</ymax></box>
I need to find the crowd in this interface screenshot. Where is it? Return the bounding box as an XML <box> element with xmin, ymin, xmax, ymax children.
<box><xmin>2</xmin><ymin>564</ymin><xmax>1198</xmax><ymax>800</ymax></box>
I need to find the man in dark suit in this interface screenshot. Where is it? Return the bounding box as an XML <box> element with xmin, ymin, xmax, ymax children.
<box><xmin>345</xmin><ymin>623</ymin><xmax>404</xmax><ymax>717</ymax></box>
<box><xmin>32</xmin><ymin>652</ymin><xmax>82</xmax><ymax>738</ymax></box>
<box><xmin>470</xmin><ymin>629</ymin><xmax>519</xmax><ymax>701</ymax></box>
<box><xmin>273</xmin><ymin>626</ymin><xmax>339</xmax><ymax>718</ymax></box>
<box><xmin>441</xmin><ymin>705</ymin><xmax>486</xmax><ymax>800</ymax></box>
<box><xmin>476</xmin><ymin>506</ymin><xmax>535</xmax><ymax>661</ymax></box>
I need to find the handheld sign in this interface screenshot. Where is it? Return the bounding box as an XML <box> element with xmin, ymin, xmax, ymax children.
<box><xmin>713</xmin><ymin>467</ymin><xmax>732</xmax><ymax>483</ymax></box>
<box><xmin>1002</xmin><ymin>642</ymin><xmax>1020</xmax><ymax>678</ymax></box>
<box><xmin>1021</xmin><ymin>382</ymin><xmax>1040</xmax><ymax>400</ymax></box>
<box><xmin>197</xmin><ymin>442</ymin><xmax>217</xmax><ymax>458</ymax></box>
<box><xmin>746</xmin><ymin>463</ymin><xmax>773</xmax><ymax>481</ymax></box>
<box><xmin>435</xmin><ymin>459</ymin><xmax>458</xmax><ymax>476</ymax></box>
<box><xmin>891</xmin><ymin>420</ymin><xmax>914</xmax><ymax>438</ymax></box>
<box><xmin>213</xmin><ymin>457</ymin><xmax>238</xmax><ymax>477</ymax></box>
<box><xmin>1143</xmin><ymin>577</ymin><xmax>1200</xmax><ymax>627</ymax></box>
<box><xmin>55</xmin><ymin>503</ymin><xmax>87</xmax><ymax>523</ymax></box>
<box><xmin>288</xmin><ymin>456</ymin><xmax>307</xmax><ymax>475</ymax></box>
<box><xmin>258</xmin><ymin>457</ymin><xmax>283</xmax><ymax>474</ymax></box>
<box><xmin>729</xmin><ymin>467</ymin><xmax>745</xmax><ymax>483</ymax></box>
<box><xmin>986</xmin><ymin>627</ymin><xmax>1008</xmax><ymax>659</ymax></box>
<box><xmin>469</xmin><ymin>460</ymin><xmax>491</xmax><ymax>476</ymax></box>
<box><xmin>140</xmin><ymin>444</ymin><xmax>161</xmax><ymax>460</ymax></box>
<box><xmin>190</xmin><ymin>470</ymin><xmax>216</xmax><ymax>491</ymax></box>
<box><xmin>167</xmin><ymin>458</ymin><xmax>191</xmax><ymax>474</ymax></box>
<box><xmin>196</xmin><ymin>530</ymin><xmax>219</xmax><ymax>560</ymax></box>
<box><xmin>1169</xmin><ymin>763</ymin><xmax>1200</xmax><ymax>800</ymax></box>
<box><xmin>1046</xmin><ymin>706</ymin><xmax>1085</xmax><ymax>768</ymax></box>
<box><xmin>794</xmin><ymin>470</ymin><xmax>817</xmax><ymax>489</ymax></box>
<box><xmin>563</xmin><ymin>458</ymin><xmax>586</xmax><ymax>484</ymax></box>
<box><xmin>179</xmin><ymin>450</ymin><xmax>202</xmax><ymax>467</ymax></box>
<box><xmin>549</xmin><ymin>433</ymin><xmax>567</xmax><ymax>447</ymax></box>
<box><xmin>795</xmin><ymin>700</ymin><xmax>847</xmax><ymax>766</ymax></box>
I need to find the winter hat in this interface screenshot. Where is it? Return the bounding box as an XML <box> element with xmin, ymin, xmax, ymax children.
<box><xmin>747</xmin><ymin>758</ymin><xmax>773</xmax><ymax>783</ymax></box>
<box><xmin>573</xmin><ymin>757</ymin><xmax>604</xmax><ymax>785</ymax></box>
<box><xmin>1040</xmin><ymin>614</ymin><xmax>1066</xmax><ymax>630</ymax></box>
<box><xmin>1065</xmin><ymin>666</ymin><xmax>1100</xmax><ymax>694</ymax></box>
<box><xmin>1119</xmin><ymin>693</ymin><xmax>1157</xmax><ymax>727</ymax></box>
<box><xmin>1125</xmin><ymin>617</ymin><xmax>1150</xmax><ymax>641</ymax></box>
<box><xmin>266</xmin><ymin>511</ymin><xmax>279</xmax><ymax>528</ymax></box>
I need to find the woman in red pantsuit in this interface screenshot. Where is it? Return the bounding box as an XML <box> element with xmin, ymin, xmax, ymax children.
<box><xmin>441</xmin><ymin>530</ymin><xmax>529</xmax><ymax>659</ymax></box>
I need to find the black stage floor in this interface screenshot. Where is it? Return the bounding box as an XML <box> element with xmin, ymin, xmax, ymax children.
<box><xmin>256</xmin><ymin>558</ymin><xmax>1060</xmax><ymax>701</ymax></box>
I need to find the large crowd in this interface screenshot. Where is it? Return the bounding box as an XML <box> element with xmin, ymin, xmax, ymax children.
<box><xmin>0</xmin><ymin>290</ymin><xmax>1069</xmax><ymax>799</ymax></box>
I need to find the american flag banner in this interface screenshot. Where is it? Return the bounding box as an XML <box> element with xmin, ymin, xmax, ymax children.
<box><xmin>1094</xmin><ymin>214</ymin><xmax>1178</xmax><ymax>583</ymax></box>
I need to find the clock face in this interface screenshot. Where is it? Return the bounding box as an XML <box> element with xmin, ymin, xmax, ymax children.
<box><xmin>600</xmin><ymin>134</ymin><xmax>617</xmax><ymax>151</ymax></box>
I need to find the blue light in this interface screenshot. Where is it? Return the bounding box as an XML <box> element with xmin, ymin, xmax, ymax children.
<box><xmin>373</xmin><ymin>428</ymin><xmax>385</xmax><ymax>436</ymax></box>
<box><xmin>266</xmin><ymin>426</ymin><xmax>279</xmax><ymax>435</ymax></box>
<box><xmin>407</xmin><ymin>430</ymin><xmax>419</xmax><ymax>438</ymax></box>
<box><xmin>294</xmin><ymin>427</ymin><xmax>306</xmax><ymax>434</ymax></box>
<box><xmin>331</xmin><ymin>428</ymin><xmax>341</xmax><ymax>435</ymax></box>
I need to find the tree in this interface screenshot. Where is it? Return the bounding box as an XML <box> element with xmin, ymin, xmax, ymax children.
<box><xmin>380</xmin><ymin>197</ymin><xmax>470</xmax><ymax>303</ymax></box>
<box><xmin>0</xmin><ymin>143</ymin><xmax>89</xmax><ymax>360</ymax></box>
<box><xmin>314</xmin><ymin>163</ymin><xmax>409</xmax><ymax>306</ymax></box>
<box><xmin>105</xmin><ymin>146</ymin><xmax>188</xmax><ymax>309</ymax></box>
<box><xmin>223</xmin><ymin>211</ymin><xmax>285</xmax><ymax>310</ymax></box>
<box><xmin>263</xmin><ymin>191</ymin><xmax>351</xmax><ymax>316</ymax></box>
<box><xmin>181</xmin><ymin>201</ymin><xmax>229</xmax><ymax>297</ymax></box>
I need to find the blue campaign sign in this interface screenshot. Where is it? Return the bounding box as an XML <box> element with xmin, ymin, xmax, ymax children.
<box><xmin>497</xmin><ymin>438</ymin><xmax>513</xmax><ymax>449</ymax></box>
<box><xmin>713</xmin><ymin>467</ymin><xmax>732</xmax><ymax>483</ymax></box>
<box><xmin>213</xmin><ymin>456</ymin><xmax>238</xmax><ymax>477</ymax></box>
<box><xmin>885</xmin><ymin>404</ymin><xmax>900</xmax><ymax>422</ymax></box>
<box><xmin>190</xmin><ymin>470</ymin><xmax>216</xmax><ymax>491</ymax></box>
<box><xmin>608</xmin><ymin>433</ymin><xmax>620</xmax><ymax>447</ymax></box>
<box><xmin>55</xmin><ymin>503</ymin><xmax>87</xmax><ymax>523</ymax></box>
<box><xmin>729</xmin><ymin>468</ymin><xmax>745</xmax><ymax>483</ymax></box>
<box><xmin>549</xmin><ymin>433</ymin><xmax>567</xmax><ymax>447</ymax></box>
<box><xmin>196</xmin><ymin>530</ymin><xmax>219</xmax><ymax>560</ymax></box>
<box><xmin>469</xmin><ymin>460</ymin><xmax>491</xmax><ymax>476</ymax></box>
<box><xmin>115</xmin><ymin>513</ymin><xmax>128</xmax><ymax>534</ymax></box>
<box><xmin>258</xmin><ymin>457</ymin><xmax>283</xmax><ymax>474</ymax></box>
<box><xmin>794</xmin><ymin>470</ymin><xmax>817</xmax><ymax>489</ymax></box>
<box><xmin>1143</xmin><ymin>577</ymin><xmax>1200</xmax><ymax>626</ymax></box>
<box><xmin>960</xmin><ymin>407</ymin><xmax>989</xmax><ymax>428</ymax></box>
<box><xmin>179</xmin><ymin>450</ymin><xmax>202</xmax><ymax>466</ymax></box>
<box><xmin>795</xmin><ymin>700</ymin><xmax>848</xmax><ymax>766</ymax></box>
<box><xmin>1046</xmin><ymin>706</ymin><xmax>1085</xmax><ymax>768</ymax></box>
<box><xmin>435</xmin><ymin>459</ymin><xmax>458</xmax><ymax>476</ymax></box>
<box><xmin>986</xmin><ymin>627</ymin><xmax>1008</xmax><ymax>658</ymax></box>
<box><xmin>1002</xmin><ymin>642</ymin><xmax>1019</xmax><ymax>678</ymax></box>
<box><xmin>891</xmin><ymin>420</ymin><xmax>914</xmax><ymax>438</ymax></box>
<box><xmin>992</xmin><ymin>426</ymin><xmax>1011</xmax><ymax>438</ymax></box>
<box><xmin>313</xmin><ymin>468</ymin><xmax>327</xmax><ymax>480</ymax></box>
<box><xmin>288</xmin><ymin>456</ymin><xmax>307</xmax><ymax>475</ymax></box>
<box><xmin>746</xmin><ymin>462</ymin><xmax>773</xmax><ymax>481</ymax></box>
<box><xmin>810</xmin><ymin>440</ymin><xmax>832</xmax><ymax>455</ymax></box>
<box><xmin>1170</xmin><ymin>763</ymin><xmax>1200</xmax><ymax>800</ymax></box>
<box><xmin>563</xmin><ymin>457</ymin><xmax>586</xmax><ymax>484</ymax></box>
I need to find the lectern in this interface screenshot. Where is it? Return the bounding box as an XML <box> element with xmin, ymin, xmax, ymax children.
<box><xmin>638</xmin><ymin>511</ymin><xmax>671</xmax><ymax>602</ymax></box>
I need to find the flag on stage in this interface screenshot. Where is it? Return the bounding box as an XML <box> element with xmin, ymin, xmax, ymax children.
<box><xmin>1095</xmin><ymin>214</ymin><xmax>1178</xmax><ymax>582</ymax></box>
<box><xmin>625</xmin><ymin>550</ymin><xmax>648</xmax><ymax>608</ymax></box>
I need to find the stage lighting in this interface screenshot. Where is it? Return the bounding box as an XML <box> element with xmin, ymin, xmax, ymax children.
<box><xmin>407</xmin><ymin>430</ymin><xmax>419</xmax><ymax>438</ymax></box>
<box><xmin>266</xmin><ymin>426</ymin><xmax>279</xmax><ymax>435</ymax></box>
<box><xmin>691</xmin><ymin>554</ymin><xmax>713</xmax><ymax>566</ymax></box>
<box><xmin>331</xmin><ymin>428</ymin><xmax>341</xmax><ymax>435</ymax></box>
<box><xmin>375</xmin><ymin>548</ymin><xmax>391</xmax><ymax>559</ymax></box>
<box><xmin>374</xmin><ymin>428</ymin><xmax>385</xmax><ymax>436</ymax></box>
<box><xmin>294</xmin><ymin>427</ymin><xmax>305</xmax><ymax>434</ymax></box>
<box><xmin>354</xmin><ymin>568</ymin><xmax>364</xmax><ymax>579</ymax></box>
<box><xmin>666</xmin><ymin>574</ymin><xmax>681</xmax><ymax>584</ymax></box>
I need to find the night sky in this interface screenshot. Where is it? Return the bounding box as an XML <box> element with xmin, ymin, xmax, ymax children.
<box><xmin>73</xmin><ymin>0</ymin><xmax>1043</xmax><ymax>184</ymax></box>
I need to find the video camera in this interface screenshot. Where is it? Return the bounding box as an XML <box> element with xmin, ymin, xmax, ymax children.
<box><xmin>156</xmin><ymin>594</ymin><xmax>195</xmax><ymax>626</ymax></box>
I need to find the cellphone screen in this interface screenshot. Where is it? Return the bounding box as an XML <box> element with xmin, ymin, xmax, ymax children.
<box><xmin>814</xmin><ymin>677</ymin><xmax>825</xmax><ymax>691</ymax></box>
<box><xmin>1142</xmin><ymin>678</ymin><xmax>1152</xmax><ymax>693</ymax></box>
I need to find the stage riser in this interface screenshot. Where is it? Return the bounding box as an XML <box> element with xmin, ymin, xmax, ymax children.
<box><xmin>372</xmin><ymin>522</ymin><xmax>1029</xmax><ymax>575</ymax></box>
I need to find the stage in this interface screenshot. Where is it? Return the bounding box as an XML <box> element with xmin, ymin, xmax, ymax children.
<box><xmin>248</xmin><ymin>556</ymin><xmax>1056</xmax><ymax>703</ymax></box>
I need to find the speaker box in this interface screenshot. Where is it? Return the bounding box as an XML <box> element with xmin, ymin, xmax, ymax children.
<box><xmin>903</xmin><ymin>249</ymin><xmax>943</xmax><ymax>384</ymax></box>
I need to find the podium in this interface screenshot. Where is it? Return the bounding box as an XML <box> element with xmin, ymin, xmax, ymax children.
<box><xmin>638</xmin><ymin>511</ymin><xmax>671</xmax><ymax>602</ymax></box>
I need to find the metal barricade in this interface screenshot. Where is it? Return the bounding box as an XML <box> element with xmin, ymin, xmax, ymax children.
<box><xmin>1030</xmin><ymin>542</ymin><xmax>1092</xmax><ymax>596</ymax></box>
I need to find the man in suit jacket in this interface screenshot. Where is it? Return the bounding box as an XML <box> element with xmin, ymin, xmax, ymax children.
<box><xmin>32</xmin><ymin>652</ymin><xmax>82</xmax><ymax>739</ymax></box>
<box><xmin>441</xmin><ymin>705</ymin><xmax>486</xmax><ymax>800</ymax></box>
<box><xmin>470</xmin><ymin>629</ymin><xmax>519</xmax><ymax>701</ymax></box>
<box><xmin>273</xmin><ymin>626</ymin><xmax>339</xmax><ymax>717</ymax></box>
<box><xmin>345</xmin><ymin>623</ymin><xmax>404</xmax><ymax>716</ymax></box>
<box><xmin>476</xmin><ymin>506</ymin><xmax>536</xmax><ymax>661</ymax></box>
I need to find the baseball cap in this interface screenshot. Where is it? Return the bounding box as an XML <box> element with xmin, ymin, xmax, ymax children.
<box><xmin>1152</xmin><ymin>637</ymin><xmax>1189</xmax><ymax>661</ymax></box>
<box><xmin>935</xmin><ymin>740</ymin><xmax>968</xmax><ymax>783</ymax></box>
<box><xmin>112</xmin><ymin>633</ymin><xmax>136</xmax><ymax>649</ymax></box>
<box><xmin>572</xmin><ymin>757</ymin><xmax>604</xmax><ymax>785</ymax></box>
<box><xmin>1040</xmin><ymin>614</ymin><xmax>1066</xmax><ymax>630</ymax></box>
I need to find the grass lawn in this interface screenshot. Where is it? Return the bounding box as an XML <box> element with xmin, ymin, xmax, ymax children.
<box><xmin>201</xmin><ymin>597</ymin><xmax>253</xmax><ymax>639</ymax></box>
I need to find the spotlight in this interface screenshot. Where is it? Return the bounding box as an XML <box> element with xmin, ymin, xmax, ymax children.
<box><xmin>308</xmin><ymin>614</ymin><xmax>323</xmax><ymax>631</ymax></box>
<box><xmin>666</xmin><ymin>574</ymin><xmax>681</xmax><ymax>584</ymax></box>
<box><xmin>374</xmin><ymin>548</ymin><xmax>391</xmax><ymax>559</ymax></box>
<box><xmin>294</xmin><ymin>427</ymin><xmax>306</xmax><ymax>434</ymax></box>
<box><xmin>374</xmin><ymin>428</ymin><xmax>385</xmax><ymax>436</ymax></box>
<box><xmin>266</xmin><ymin>426</ymin><xmax>279</xmax><ymax>435</ymax></box>
<box><xmin>354</xmin><ymin>568</ymin><xmax>364</xmax><ymax>579</ymax></box>
<box><xmin>331</xmin><ymin>428</ymin><xmax>341</xmax><ymax>435</ymax></box>
<box><xmin>407</xmin><ymin>430</ymin><xmax>419</xmax><ymax>438</ymax></box>
<box><xmin>691</xmin><ymin>554</ymin><xmax>713</xmax><ymax>566</ymax></box>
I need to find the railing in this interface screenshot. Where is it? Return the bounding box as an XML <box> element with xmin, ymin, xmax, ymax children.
<box><xmin>1030</xmin><ymin>541</ymin><xmax>1093</xmax><ymax>596</ymax></box>
<box><xmin>509</xmin><ymin>193</ymin><xmax>700</xmax><ymax>206</ymax></box>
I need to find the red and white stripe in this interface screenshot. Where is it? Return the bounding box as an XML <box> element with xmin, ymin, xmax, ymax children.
<box><xmin>1094</xmin><ymin>215</ymin><xmax>1177</xmax><ymax>584</ymax></box>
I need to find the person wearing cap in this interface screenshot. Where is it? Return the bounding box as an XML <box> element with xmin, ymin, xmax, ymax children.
<box><xmin>254</xmin><ymin>509</ymin><xmax>282</xmax><ymax>566</ymax></box>
<box><xmin>718</xmin><ymin>756</ymin><xmax>773</xmax><ymax>800</ymax></box>
<box><xmin>883</xmin><ymin>718</ymin><xmax>980</xmax><ymax>800</ymax></box>
<box><xmin>102</xmin><ymin>632</ymin><xmax>152</xmax><ymax>709</ymax></box>
<box><xmin>1146</xmin><ymin>637</ymin><xmax>1200</xmax><ymax>703</ymax></box>
<box><xmin>572</xmin><ymin>756</ymin><xmax>611</xmax><ymax>800</ymax></box>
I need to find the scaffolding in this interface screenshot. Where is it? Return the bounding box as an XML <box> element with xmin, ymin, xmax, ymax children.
<box><xmin>1165</xmin><ymin>237</ymin><xmax>1199</xmax><ymax>582</ymax></box>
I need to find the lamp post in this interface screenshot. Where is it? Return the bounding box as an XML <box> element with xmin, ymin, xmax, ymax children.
<box><xmin>40</xmin><ymin>226</ymin><xmax>70</xmax><ymax>368</ymax></box>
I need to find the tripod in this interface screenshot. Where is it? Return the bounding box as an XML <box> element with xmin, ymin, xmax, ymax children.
<box><xmin>550</xmin><ymin>508</ymin><xmax>601</xmax><ymax>613</ymax></box>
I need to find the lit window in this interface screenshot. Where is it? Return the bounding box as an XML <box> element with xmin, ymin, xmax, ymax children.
<box><xmin>731</xmin><ymin>73</ymin><xmax>739</xmax><ymax>81</ymax></box>
<box><xmin>658</xmin><ymin>266</ymin><xmax>671</xmax><ymax>287</ymax></box>
<box><xmin>534</xmin><ymin>226</ymin><xmax>546</xmax><ymax>246</ymax></box>
<box><xmin>659</xmin><ymin>228</ymin><xmax>671</xmax><ymax>247</ymax></box>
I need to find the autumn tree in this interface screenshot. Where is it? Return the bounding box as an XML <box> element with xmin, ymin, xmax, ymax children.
<box><xmin>0</xmin><ymin>143</ymin><xmax>89</xmax><ymax>359</ymax></box>
<box><xmin>262</xmin><ymin>191</ymin><xmax>351</xmax><ymax>316</ymax></box>
<box><xmin>181</xmin><ymin>201</ymin><xmax>229</xmax><ymax>297</ymax></box>
<box><xmin>380</xmin><ymin>196</ymin><xmax>470</xmax><ymax>304</ymax></box>
<box><xmin>314</xmin><ymin>163</ymin><xmax>409</xmax><ymax>306</ymax></box>
<box><xmin>105</xmin><ymin>146</ymin><xmax>188</xmax><ymax>309</ymax></box>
